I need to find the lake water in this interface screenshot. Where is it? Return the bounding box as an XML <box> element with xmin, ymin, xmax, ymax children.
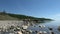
<box><xmin>28</xmin><ymin>20</ymin><xmax>60</xmax><ymax>34</ymax></box>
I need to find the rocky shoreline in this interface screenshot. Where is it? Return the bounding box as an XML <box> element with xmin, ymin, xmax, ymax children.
<box><xmin>0</xmin><ymin>20</ymin><xmax>60</xmax><ymax>34</ymax></box>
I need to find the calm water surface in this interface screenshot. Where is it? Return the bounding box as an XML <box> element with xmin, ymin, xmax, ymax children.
<box><xmin>28</xmin><ymin>20</ymin><xmax>60</xmax><ymax>34</ymax></box>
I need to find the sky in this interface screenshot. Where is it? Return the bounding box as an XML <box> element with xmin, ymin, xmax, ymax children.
<box><xmin>0</xmin><ymin>0</ymin><xmax>60</xmax><ymax>20</ymax></box>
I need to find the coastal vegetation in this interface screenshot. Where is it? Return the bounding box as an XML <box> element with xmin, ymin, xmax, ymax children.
<box><xmin>0</xmin><ymin>11</ymin><xmax>53</xmax><ymax>23</ymax></box>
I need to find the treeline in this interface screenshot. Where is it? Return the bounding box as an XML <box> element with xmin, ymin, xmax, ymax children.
<box><xmin>0</xmin><ymin>11</ymin><xmax>53</xmax><ymax>22</ymax></box>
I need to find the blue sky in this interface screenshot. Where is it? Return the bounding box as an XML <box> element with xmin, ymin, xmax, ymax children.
<box><xmin>0</xmin><ymin>0</ymin><xmax>60</xmax><ymax>20</ymax></box>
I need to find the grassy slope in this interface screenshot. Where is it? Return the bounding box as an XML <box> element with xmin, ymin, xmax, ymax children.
<box><xmin>0</xmin><ymin>12</ymin><xmax>18</xmax><ymax>20</ymax></box>
<box><xmin>7</xmin><ymin>13</ymin><xmax>52</xmax><ymax>21</ymax></box>
<box><xmin>0</xmin><ymin>12</ymin><xmax>52</xmax><ymax>22</ymax></box>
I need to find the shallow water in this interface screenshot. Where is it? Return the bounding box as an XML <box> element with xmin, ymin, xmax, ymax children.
<box><xmin>28</xmin><ymin>20</ymin><xmax>60</xmax><ymax>34</ymax></box>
